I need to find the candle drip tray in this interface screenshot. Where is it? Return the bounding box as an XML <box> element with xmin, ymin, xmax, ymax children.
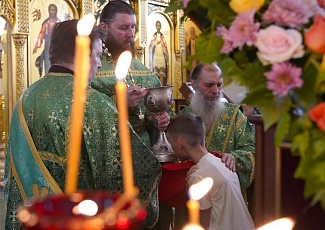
<box><xmin>18</xmin><ymin>191</ymin><xmax>146</xmax><ymax>230</ymax></box>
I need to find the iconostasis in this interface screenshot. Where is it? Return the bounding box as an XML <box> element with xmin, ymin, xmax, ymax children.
<box><xmin>0</xmin><ymin>0</ymin><xmax>189</xmax><ymax>149</ymax></box>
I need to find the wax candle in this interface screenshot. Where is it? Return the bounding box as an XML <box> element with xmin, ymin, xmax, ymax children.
<box><xmin>115</xmin><ymin>51</ymin><xmax>135</xmax><ymax>196</ymax></box>
<box><xmin>183</xmin><ymin>224</ymin><xmax>204</xmax><ymax>230</ymax></box>
<box><xmin>65</xmin><ymin>14</ymin><xmax>95</xmax><ymax>194</ymax></box>
<box><xmin>257</xmin><ymin>217</ymin><xmax>295</xmax><ymax>230</ymax></box>
<box><xmin>187</xmin><ymin>199</ymin><xmax>200</xmax><ymax>225</ymax></box>
<box><xmin>187</xmin><ymin>177</ymin><xmax>213</xmax><ymax>225</ymax></box>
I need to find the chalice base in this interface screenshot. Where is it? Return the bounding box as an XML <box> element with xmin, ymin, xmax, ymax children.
<box><xmin>153</xmin><ymin>131</ymin><xmax>178</xmax><ymax>163</ymax></box>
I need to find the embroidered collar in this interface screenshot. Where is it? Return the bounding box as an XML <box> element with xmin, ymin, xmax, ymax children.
<box><xmin>48</xmin><ymin>65</ymin><xmax>74</xmax><ymax>75</ymax></box>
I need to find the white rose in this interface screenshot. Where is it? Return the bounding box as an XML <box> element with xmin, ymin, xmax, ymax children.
<box><xmin>255</xmin><ymin>25</ymin><xmax>304</xmax><ymax>65</ymax></box>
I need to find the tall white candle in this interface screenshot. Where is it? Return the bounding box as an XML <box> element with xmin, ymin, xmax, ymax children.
<box><xmin>65</xmin><ymin>14</ymin><xmax>95</xmax><ymax>194</ymax></box>
<box><xmin>115</xmin><ymin>51</ymin><xmax>135</xmax><ymax>196</ymax></box>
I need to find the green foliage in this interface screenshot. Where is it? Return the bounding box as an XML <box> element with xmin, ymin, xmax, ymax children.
<box><xmin>195</xmin><ymin>30</ymin><xmax>223</xmax><ymax>63</ymax></box>
<box><xmin>291</xmin><ymin>132</ymin><xmax>309</xmax><ymax>157</ymax></box>
<box><xmin>275</xmin><ymin>112</ymin><xmax>291</xmax><ymax>147</ymax></box>
<box><xmin>168</xmin><ymin>0</ymin><xmax>325</xmax><ymax>209</ymax></box>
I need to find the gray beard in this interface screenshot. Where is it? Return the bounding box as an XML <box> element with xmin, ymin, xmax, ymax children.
<box><xmin>190</xmin><ymin>91</ymin><xmax>226</xmax><ymax>131</ymax></box>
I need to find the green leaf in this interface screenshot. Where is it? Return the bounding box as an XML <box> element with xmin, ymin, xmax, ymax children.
<box><xmin>218</xmin><ymin>57</ymin><xmax>243</xmax><ymax>85</ymax></box>
<box><xmin>304</xmin><ymin>161</ymin><xmax>325</xmax><ymax>198</ymax></box>
<box><xmin>165</xmin><ymin>1</ymin><xmax>183</xmax><ymax>13</ymax></box>
<box><xmin>291</xmin><ymin>132</ymin><xmax>310</xmax><ymax>157</ymax></box>
<box><xmin>295</xmin><ymin>68</ymin><xmax>319</xmax><ymax>109</ymax></box>
<box><xmin>243</xmin><ymin>86</ymin><xmax>272</xmax><ymax>107</ymax></box>
<box><xmin>312</xmin><ymin>190</ymin><xmax>325</xmax><ymax>209</ymax></box>
<box><xmin>257</xmin><ymin>98</ymin><xmax>292</xmax><ymax>130</ymax></box>
<box><xmin>310</xmin><ymin>129</ymin><xmax>325</xmax><ymax>159</ymax></box>
<box><xmin>199</xmin><ymin>0</ymin><xmax>235</xmax><ymax>26</ymax></box>
<box><xmin>183</xmin><ymin>0</ymin><xmax>211</xmax><ymax>30</ymax></box>
<box><xmin>195</xmin><ymin>31</ymin><xmax>223</xmax><ymax>63</ymax></box>
<box><xmin>184</xmin><ymin>55</ymin><xmax>197</xmax><ymax>71</ymax></box>
<box><xmin>315</xmin><ymin>70</ymin><xmax>325</xmax><ymax>94</ymax></box>
<box><xmin>231</xmin><ymin>62</ymin><xmax>269</xmax><ymax>90</ymax></box>
<box><xmin>294</xmin><ymin>155</ymin><xmax>312</xmax><ymax>180</ymax></box>
<box><xmin>275</xmin><ymin>112</ymin><xmax>291</xmax><ymax>147</ymax></box>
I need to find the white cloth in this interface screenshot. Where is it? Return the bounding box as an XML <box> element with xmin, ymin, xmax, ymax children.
<box><xmin>188</xmin><ymin>153</ymin><xmax>255</xmax><ymax>230</ymax></box>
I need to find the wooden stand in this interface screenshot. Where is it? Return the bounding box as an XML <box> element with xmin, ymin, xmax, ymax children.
<box><xmin>247</xmin><ymin>115</ymin><xmax>325</xmax><ymax>229</ymax></box>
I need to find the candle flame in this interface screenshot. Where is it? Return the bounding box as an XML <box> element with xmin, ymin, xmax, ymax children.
<box><xmin>116</xmin><ymin>51</ymin><xmax>132</xmax><ymax>80</ymax></box>
<box><xmin>189</xmin><ymin>177</ymin><xmax>213</xmax><ymax>200</ymax></box>
<box><xmin>77</xmin><ymin>14</ymin><xmax>95</xmax><ymax>36</ymax></box>
<box><xmin>182</xmin><ymin>223</ymin><xmax>204</xmax><ymax>230</ymax></box>
<box><xmin>257</xmin><ymin>217</ymin><xmax>295</xmax><ymax>230</ymax></box>
<box><xmin>75</xmin><ymin>199</ymin><xmax>98</xmax><ymax>216</ymax></box>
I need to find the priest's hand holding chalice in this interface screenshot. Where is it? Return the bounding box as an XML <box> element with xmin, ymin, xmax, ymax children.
<box><xmin>144</xmin><ymin>86</ymin><xmax>178</xmax><ymax>163</ymax></box>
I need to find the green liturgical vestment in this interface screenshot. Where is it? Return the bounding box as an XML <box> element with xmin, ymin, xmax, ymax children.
<box><xmin>4</xmin><ymin>72</ymin><xmax>161</xmax><ymax>229</ymax></box>
<box><xmin>91</xmin><ymin>55</ymin><xmax>163</xmax><ymax>147</ymax></box>
<box><xmin>180</xmin><ymin>103</ymin><xmax>255</xmax><ymax>191</ymax></box>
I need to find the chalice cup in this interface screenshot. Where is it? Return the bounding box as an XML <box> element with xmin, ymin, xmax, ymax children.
<box><xmin>144</xmin><ymin>86</ymin><xmax>177</xmax><ymax>163</ymax></box>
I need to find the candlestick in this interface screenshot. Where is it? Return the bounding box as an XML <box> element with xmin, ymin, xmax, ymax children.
<box><xmin>187</xmin><ymin>177</ymin><xmax>213</xmax><ymax>225</ymax></box>
<box><xmin>65</xmin><ymin>14</ymin><xmax>95</xmax><ymax>194</ymax></box>
<box><xmin>115</xmin><ymin>51</ymin><xmax>135</xmax><ymax>196</ymax></box>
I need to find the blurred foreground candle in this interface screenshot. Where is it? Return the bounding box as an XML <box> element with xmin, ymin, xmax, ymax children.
<box><xmin>182</xmin><ymin>224</ymin><xmax>204</xmax><ymax>230</ymax></box>
<box><xmin>187</xmin><ymin>177</ymin><xmax>213</xmax><ymax>225</ymax></box>
<box><xmin>65</xmin><ymin>14</ymin><xmax>95</xmax><ymax>194</ymax></box>
<box><xmin>257</xmin><ymin>217</ymin><xmax>295</xmax><ymax>230</ymax></box>
<box><xmin>18</xmin><ymin>191</ymin><xmax>146</xmax><ymax>229</ymax></box>
<box><xmin>115</xmin><ymin>51</ymin><xmax>135</xmax><ymax>196</ymax></box>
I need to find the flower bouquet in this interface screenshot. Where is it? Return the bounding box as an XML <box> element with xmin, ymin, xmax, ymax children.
<box><xmin>167</xmin><ymin>0</ymin><xmax>325</xmax><ymax>209</ymax></box>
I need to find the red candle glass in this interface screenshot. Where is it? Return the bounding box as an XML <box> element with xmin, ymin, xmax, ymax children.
<box><xmin>17</xmin><ymin>191</ymin><xmax>147</xmax><ymax>230</ymax></box>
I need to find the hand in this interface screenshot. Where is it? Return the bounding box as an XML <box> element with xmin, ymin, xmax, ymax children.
<box><xmin>220</xmin><ymin>153</ymin><xmax>236</xmax><ymax>172</ymax></box>
<box><xmin>33</xmin><ymin>46</ymin><xmax>38</xmax><ymax>54</ymax></box>
<box><xmin>152</xmin><ymin>111</ymin><xmax>170</xmax><ymax>131</ymax></box>
<box><xmin>242</xmin><ymin>104</ymin><xmax>254</xmax><ymax>117</ymax></box>
<box><xmin>127</xmin><ymin>86</ymin><xmax>147</xmax><ymax>108</ymax></box>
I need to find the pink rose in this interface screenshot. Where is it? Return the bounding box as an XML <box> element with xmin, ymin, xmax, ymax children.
<box><xmin>254</xmin><ymin>25</ymin><xmax>304</xmax><ymax>65</ymax></box>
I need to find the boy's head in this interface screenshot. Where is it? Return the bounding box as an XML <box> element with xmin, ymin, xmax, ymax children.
<box><xmin>167</xmin><ymin>113</ymin><xmax>205</xmax><ymax>160</ymax></box>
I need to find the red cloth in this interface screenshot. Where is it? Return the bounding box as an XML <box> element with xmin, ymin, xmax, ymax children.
<box><xmin>158</xmin><ymin>152</ymin><xmax>221</xmax><ymax>209</ymax></box>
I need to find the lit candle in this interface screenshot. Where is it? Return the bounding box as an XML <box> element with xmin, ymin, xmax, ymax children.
<box><xmin>115</xmin><ymin>51</ymin><xmax>135</xmax><ymax>196</ymax></box>
<box><xmin>65</xmin><ymin>14</ymin><xmax>95</xmax><ymax>194</ymax></box>
<box><xmin>187</xmin><ymin>177</ymin><xmax>213</xmax><ymax>225</ymax></box>
<box><xmin>183</xmin><ymin>224</ymin><xmax>204</xmax><ymax>230</ymax></box>
<box><xmin>257</xmin><ymin>217</ymin><xmax>295</xmax><ymax>230</ymax></box>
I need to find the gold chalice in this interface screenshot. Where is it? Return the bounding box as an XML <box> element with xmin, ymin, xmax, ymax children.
<box><xmin>144</xmin><ymin>86</ymin><xmax>177</xmax><ymax>163</ymax></box>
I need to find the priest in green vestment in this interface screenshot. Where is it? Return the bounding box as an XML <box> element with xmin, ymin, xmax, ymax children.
<box><xmin>179</xmin><ymin>63</ymin><xmax>255</xmax><ymax>191</ymax></box>
<box><xmin>4</xmin><ymin>19</ymin><xmax>161</xmax><ymax>230</ymax></box>
<box><xmin>91</xmin><ymin>1</ymin><xmax>172</xmax><ymax>149</ymax></box>
<box><xmin>166</xmin><ymin>63</ymin><xmax>255</xmax><ymax>229</ymax></box>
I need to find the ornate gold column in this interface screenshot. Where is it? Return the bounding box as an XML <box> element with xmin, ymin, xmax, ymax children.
<box><xmin>12</xmin><ymin>33</ymin><xmax>27</xmax><ymax>101</ymax></box>
<box><xmin>134</xmin><ymin>0</ymin><xmax>147</xmax><ymax>64</ymax></box>
<box><xmin>81</xmin><ymin>0</ymin><xmax>94</xmax><ymax>16</ymax></box>
<box><xmin>173</xmin><ymin>10</ymin><xmax>185</xmax><ymax>99</ymax></box>
<box><xmin>1</xmin><ymin>95</ymin><xmax>5</xmax><ymax>148</ymax></box>
<box><xmin>138</xmin><ymin>0</ymin><xmax>147</xmax><ymax>48</ymax></box>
